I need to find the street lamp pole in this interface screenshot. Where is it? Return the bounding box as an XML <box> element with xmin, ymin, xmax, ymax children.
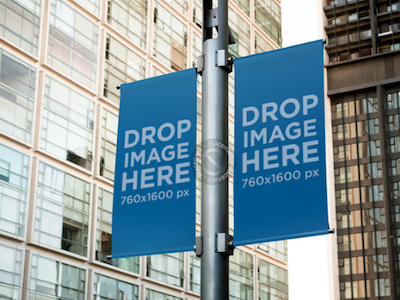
<box><xmin>197</xmin><ymin>0</ymin><xmax>234</xmax><ymax>298</ymax></box>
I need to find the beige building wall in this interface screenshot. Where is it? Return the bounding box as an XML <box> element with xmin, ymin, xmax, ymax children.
<box><xmin>0</xmin><ymin>0</ymin><xmax>289</xmax><ymax>300</ymax></box>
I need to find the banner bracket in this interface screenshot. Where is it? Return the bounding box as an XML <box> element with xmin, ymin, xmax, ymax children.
<box><xmin>215</xmin><ymin>50</ymin><xmax>233</xmax><ymax>72</ymax></box>
<box><xmin>194</xmin><ymin>236</ymin><xmax>203</xmax><ymax>257</ymax></box>
<box><xmin>215</xmin><ymin>233</ymin><xmax>234</xmax><ymax>255</ymax></box>
<box><xmin>197</xmin><ymin>54</ymin><xmax>204</xmax><ymax>75</ymax></box>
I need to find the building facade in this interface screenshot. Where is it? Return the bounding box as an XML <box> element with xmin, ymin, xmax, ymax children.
<box><xmin>0</xmin><ymin>0</ymin><xmax>287</xmax><ymax>300</ymax></box>
<box><xmin>323</xmin><ymin>0</ymin><xmax>400</xmax><ymax>299</ymax></box>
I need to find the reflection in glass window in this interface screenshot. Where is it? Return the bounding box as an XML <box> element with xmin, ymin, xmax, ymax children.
<box><xmin>47</xmin><ymin>0</ymin><xmax>98</xmax><ymax>91</ymax></box>
<box><xmin>93</xmin><ymin>273</ymin><xmax>139</xmax><ymax>300</ymax></box>
<box><xmin>41</xmin><ymin>76</ymin><xmax>94</xmax><ymax>170</ymax></box>
<box><xmin>75</xmin><ymin>0</ymin><xmax>100</xmax><ymax>15</ymax></box>
<box><xmin>0</xmin><ymin>144</ymin><xmax>29</xmax><ymax>237</ymax></box>
<box><xmin>153</xmin><ymin>2</ymin><xmax>187</xmax><ymax>71</ymax></box>
<box><xmin>0</xmin><ymin>244</ymin><xmax>23</xmax><ymax>300</ymax></box>
<box><xmin>258</xmin><ymin>241</ymin><xmax>288</xmax><ymax>262</ymax></box>
<box><xmin>255</xmin><ymin>32</ymin><xmax>274</xmax><ymax>54</ymax></box>
<box><xmin>255</xmin><ymin>0</ymin><xmax>282</xmax><ymax>46</ymax></box>
<box><xmin>146</xmin><ymin>289</ymin><xmax>182</xmax><ymax>300</ymax></box>
<box><xmin>232</xmin><ymin>0</ymin><xmax>250</xmax><ymax>15</ymax></box>
<box><xmin>104</xmin><ymin>34</ymin><xmax>146</xmax><ymax>105</ymax></box>
<box><xmin>192</xmin><ymin>0</ymin><xmax>202</xmax><ymax>28</ymax></box>
<box><xmin>0</xmin><ymin>0</ymin><xmax>41</xmax><ymax>56</ymax></box>
<box><xmin>0</xmin><ymin>50</ymin><xmax>36</xmax><ymax>143</ymax></box>
<box><xmin>147</xmin><ymin>253</ymin><xmax>184</xmax><ymax>287</ymax></box>
<box><xmin>165</xmin><ymin>0</ymin><xmax>188</xmax><ymax>16</ymax></box>
<box><xmin>107</xmin><ymin>0</ymin><xmax>147</xmax><ymax>49</ymax></box>
<box><xmin>230</xmin><ymin>249</ymin><xmax>253</xmax><ymax>300</ymax></box>
<box><xmin>190</xmin><ymin>250</ymin><xmax>200</xmax><ymax>293</ymax></box>
<box><xmin>152</xmin><ymin>65</ymin><xmax>165</xmax><ymax>77</ymax></box>
<box><xmin>229</xmin><ymin>8</ymin><xmax>250</xmax><ymax>58</ymax></box>
<box><xmin>258</xmin><ymin>259</ymin><xmax>288</xmax><ymax>300</ymax></box>
<box><xmin>29</xmin><ymin>255</ymin><xmax>86</xmax><ymax>300</ymax></box>
<box><xmin>100</xmin><ymin>108</ymin><xmax>117</xmax><ymax>181</ymax></box>
<box><xmin>96</xmin><ymin>188</ymin><xmax>140</xmax><ymax>273</ymax></box>
<box><xmin>34</xmin><ymin>162</ymin><xmax>90</xmax><ymax>256</ymax></box>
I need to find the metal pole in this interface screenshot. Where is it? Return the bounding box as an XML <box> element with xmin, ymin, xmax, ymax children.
<box><xmin>199</xmin><ymin>0</ymin><xmax>231</xmax><ymax>298</ymax></box>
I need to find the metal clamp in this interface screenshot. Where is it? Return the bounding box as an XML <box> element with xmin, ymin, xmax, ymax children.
<box><xmin>215</xmin><ymin>233</ymin><xmax>234</xmax><ymax>255</ymax></box>
<box><xmin>329</xmin><ymin>228</ymin><xmax>335</xmax><ymax>234</ymax></box>
<box><xmin>194</xmin><ymin>236</ymin><xmax>203</xmax><ymax>257</ymax></box>
<box><xmin>215</xmin><ymin>50</ymin><xmax>233</xmax><ymax>73</ymax></box>
<box><xmin>196</xmin><ymin>54</ymin><xmax>204</xmax><ymax>75</ymax></box>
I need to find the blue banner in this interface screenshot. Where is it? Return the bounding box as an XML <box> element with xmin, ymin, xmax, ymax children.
<box><xmin>112</xmin><ymin>69</ymin><xmax>197</xmax><ymax>257</ymax></box>
<box><xmin>234</xmin><ymin>40</ymin><xmax>329</xmax><ymax>246</ymax></box>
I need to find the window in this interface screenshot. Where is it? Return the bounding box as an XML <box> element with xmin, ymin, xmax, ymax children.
<box><xmin>47</xmin><ymin>0</ymin><xmax>98</xmax><ymax>91</ymax></box>
<box><xmin>229</xmin><ymin>8</ymin><xmax>250</xmax><ymax>58</ymax></box>
<box><xmin>147</xmin><ymin>253</ymin><xmax>184</xmax><ymax>287</ymax></box>
<box><xmin>336</xmin><ymin>186</ymin><xmax>383</xmax><ymax>206</ymax></box>
<box><xmin>258</xmin><ymin>259</ymin><xmax>288</xmax><ymax>300</ymax></box>
<box><xmin>254</xmin><ymin>0</ymin><xmax>281</xmax><ymax>46</ymax></box>
<box><xmin>230</xmin><ymin>249</ymin><xmax>253</xmax><ymax>300</ymax></box>
<box><xmin>0</xmin><ymin>144</ymin><xmax>29</xmax><ymax>237</ymax></box>
<box><xmin>75</xmin><ymin>0</ymin><xmax>100</xmax><ymax>16</ymax></box>
<box><xmin>254</xmin><ymin>32</ymin><xmax>274</xmax><ymax>54</ymax></box>
<box><xmin>165</xmin><ymin>0</ymin><xmax>188</xmax><ymax>16</ymax></box>
<box><xmin>41</xmin><ymin>76</ymin><xmax>94</xmax><ymax>170</ymax></box>
<box><xmin>388</xmin><ymin>114</ymin><xmax>400</xmax><ymax>131</ymax></box>
<box><xmin>232</xmin><ymin>0</ymin><xmax>250</xmax><ymax>16</ymax></box>
<box><xmin>107</xmin><ymin>0</ymin><xmax>147</xmax><ymax>49</ymax></box>
<box><xmin>0</xmin><ymin>243</ymin><xmax>23</xmax><ymax>300</ymax></box>
<box><xmin>389</xmin><ymin>136</ymin><xmax>400</xmax><ymax>154</ymax></box>
<box><xmin>192</xmin><ymin>0</ymin><xmax>202</xmax><ymax>28</ymax></box>
<box><xmin>34</xmin><ymin>162</ymin><xmax>90</xmax><ymax>256</ymax></box>
<box><xmin>153</xmin><ymin>2</ymin><xmax>187</xmax><ymax>71</ymax></box>
<box><xmin>29</xmin><ymin>255</ymin><xmax>86</xmax><ymax>300</ymax></box>
<box><xmin>152</xmin><ymin>66</ymin><xmax>165</xmax><ymax>77</ymax></box>
<box><xmin>387</xmin><ymin>92</ymin><xmax>400</xmax><ymax>109</ymax></box>
<box><xmin>258</xmin><ymin>241</ymin><xmax>288</xmax><ymax>262</ymax></box>
<box><xmin>0</xmin><ymin>0</ymin><xmax>41</xmax><ymax>56</ymax></box>
<box><xmin>363</xmin><ymin>208</ymin><xmax>385</xmax><ymax>225</ymax></box>
<box><xmin>104</xmin><ymin>34</ymin><xmax>146</xmax><ymax>105</ymax></box>
<box><xmin>145</xmin><ymin>289</ymin><xmax>182</xmax><ymax>300</ymax></box>
<box><xmin>0</xmin><ymin>49</ymin><xmax>36</xmax><ymax>143</ymax></box>
<box><xmin>100</xmin><ymin>108</ymin><xmax>118</xmax><ymax>181</ymax></box>
<box><xmin>190</xmin><ymin>251</ymin><xmax>200</xmax><ymax>293</ymax></box>
<box><xmin>93</xmin><ymin>273</ymin><xmax>139</xmax><ymax>300</ymax></box>
<box><xmin>337</xmin><ymin>210</ymin><xmax>361</xmax><ymax>228</ymax></box>
<box><xmin>96</xmin><ymin>188</ymin><xmax>140</xmax><ymax>273</ymax></box>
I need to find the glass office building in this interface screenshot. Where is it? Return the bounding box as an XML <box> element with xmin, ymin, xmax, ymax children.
<box><xmin>324</xmin><ymin>0</ymin><xmax>400</xmax><ymax>299</ymax></box>
<box><xmin>0</xmin><ymin>0</ymin><xmax>286</xmax><ymax>299</ymax></box>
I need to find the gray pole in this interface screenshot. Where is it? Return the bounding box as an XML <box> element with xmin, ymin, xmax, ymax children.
<box><xmin>198</xmin><ymin>0</ymin><xmax>232</xmax><ymax>298</ymax></box>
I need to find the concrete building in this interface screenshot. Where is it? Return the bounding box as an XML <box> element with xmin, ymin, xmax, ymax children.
<box><xmin>0</xmin><ymin>0</ymin><xmax>287</xmax><ymax>299</ymax></box>
<box><xmin>323</xmin><ymin>0</ymin><xmax>400</xmax><ymax>299</ymax></box>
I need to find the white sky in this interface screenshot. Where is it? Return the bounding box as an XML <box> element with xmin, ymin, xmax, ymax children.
<box><xmin>282</xmin><ymin>1</ymin><xmax>331</xmax><ymax>300</ymax></box>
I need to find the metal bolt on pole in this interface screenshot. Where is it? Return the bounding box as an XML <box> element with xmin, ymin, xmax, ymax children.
<box><xmin>195</xmin><ymin>0</ymin><xmax>235</xmax><ymax>299</ymax></box>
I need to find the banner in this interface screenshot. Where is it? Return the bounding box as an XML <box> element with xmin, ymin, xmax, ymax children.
<box><xmin>234</xmin><ymin>40</ymin><xmax>329</xmax><ymax>246</ymax></box>
<box><xmin>112</xmin><ymin>69</ymin><xmax>197</xmax><ymax>257</ymax></box>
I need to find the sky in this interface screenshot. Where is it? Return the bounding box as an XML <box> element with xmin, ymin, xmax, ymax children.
<box><xmin>281</xmin><ymin>1</ymin><xmax>331</xmax><ymax>300</ymax></box>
